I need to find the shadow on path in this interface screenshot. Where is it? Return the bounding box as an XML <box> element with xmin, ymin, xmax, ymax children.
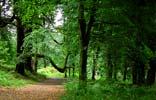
<box><xmin>39</xmin><ymin>78</ymin><xmax>70</xmax><ymax>85</ymax></box>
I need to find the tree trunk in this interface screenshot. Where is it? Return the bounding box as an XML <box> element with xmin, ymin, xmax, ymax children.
<box><xmin>106</xmin><ymin>48</ymin><xmax>113</xmax><ymax>80</ymax></box>
<box><xmin>29</xmin><ymin>53</ymin><xmax>69</xmax><ymax>73</ymax></box>
<box><xmin>43</xmin><ymin>58</ymin><xmax>47</xmax><ymax>68</ymax></box>
<box><xmin>107</xmin><ymin>61</ymin><xmax>113</xmax><ymax>79</ymax></box>
<box><xmin>132</xmin><ymin>60</ymin><xmax>145</xmax><ymax>85</ymax></box>
<box><xmin>137</xmin><ymin>61</ymin><xmax>145</xmax><ymax>85</ymax></box>
<box><xmin>34</xmin><ymin>56</ymin><xmax>38</xmax><ymax>72</ymax></box>
<box><xmin>78</xmin><ymin>0</ymin><xmax>88</xmax><ymax>87</ymax></box>
<box><xmin>92</xmin><ymin>51</ymin><xmax>96</xmax><ymax>80</ymax></box>
<box><xmin>79</xmin><ymin>44</ymin><xmax>88</xmax><ymax>85</ymax></box>
<box><xmin>132</xmin><ymin>63</ymin><xmax>137</xmax><ymax>85</ymax></box>
<box><xmin>73</xmin><ymin>67</ymin><xmax>75</xmax><ymax>77</ymax></box>
<box><xmin>123</xmin><ymin>65</ymin><xmax>127</xmax><ymax>81</ymax></box>
<box><xmin>25</xmin><ymin>28</ymin><xmax>33</xmax><ymax>73</ymax></box>
<box><xmin>147</xmin><ymin>58</ymin><xmax>156</xmax><ymax>85</ymax></box>
<box><xmin>113</xmin><ymin>63</ymin><xmax>117</xmax><ymax>80</ymax></box>
<box><xmin>92</xmin><ymin>60</ymin><xmax>96</xmax><ymax>80</ymax></box>
<box><xmin>69</xmin><ymin>68</ymin><xmax>71</xmax><ymax>77</ymax></box>
<box><xmin>79</xmin><ymin>0</ymin><xmax>96</xmax><ymax>87</ymax></box>
<box><xmin>64</xmin><ymin>69</ymin><xmax>67</xmax><ymax>78</ymax></box>
<box><xmin>25</xmin><ymin>57</ymin><xmax>33</xmax><ymax>72</ymax></box>
<box><xmin>15</xmin><ymin>18</ymin><xmax>25</xmax><ymax>75</ymax></box>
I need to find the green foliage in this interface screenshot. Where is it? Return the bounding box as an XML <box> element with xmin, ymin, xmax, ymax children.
<box><xmin>61</xmin><ymin>80</ymin><xmax>156</xmax><ymax>100</ymax></box>
<box><xmin>62</xmin><ymin>1</ymin><xmax>80</xmax><ymax>55</ymax></box>
<box><xmin>0</xmin><ymin>27</ymin><xmax>16</xmax><ymax>65</ymax></box>
<box><xmin>38</xmin><ymin>67</ymin><xmax>64</xmax><ymax>78</ymax></box>
<box><xmin>14</xmin><ymin>0</ymin><xmax>56</xmax><ymax>28</ymax></box>
<box><xmin>0</xmin><ymin>64</ymin><xmax>46</xmax><ymax>87</ymax></box>
<box><xmin>0</xmin><ymin>0</ymin><xmax>156</xmax><ymax>89</ymax></box>
<box><xmin>22</xmin><ymin>27</ymin><xmax>67</xmax><ymax>67</ymax></box>
<box><xmin>0</xmin><ymin>70</ymin><xmax>34</xmax><ymax>87</ymax></box>
<box><xmin>0</xmin><ymin>65</ymin><xmax>32</xmax><ymax>87</ymax></box>
<box><xmin>23</xmin><ymin>28</ymin><xmax>54</xmax><ymax>54</ymax></box>
<box><xmin>0</xmin><ymin>41</ymin><xmax>10</xmax><ymax>62</ymax></box>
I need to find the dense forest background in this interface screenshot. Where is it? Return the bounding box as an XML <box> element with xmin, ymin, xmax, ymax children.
<box><xmin>0</xmin><ymin>0</ymin><xmax>156</xmax><ymax>99</ymax></box>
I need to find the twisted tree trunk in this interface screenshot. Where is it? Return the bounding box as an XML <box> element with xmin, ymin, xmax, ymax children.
<box><xmin>30</xmin><ymin>52</ymin><xmax>70</xmax><ymax>73</ymax></box>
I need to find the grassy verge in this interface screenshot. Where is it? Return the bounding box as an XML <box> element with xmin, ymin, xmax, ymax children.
<box><xmin>0</xmin><ymin>65</ymin><xmax>46</xmax><ymax>88</ymax></box>
<box><xmin>0</xmin><ymin>65</ymin><xmax>64</xmax><ymax>88</ymax></box>
<box><xmin>61</xmin><ymin>80</ymin><xmax>156</xmax><ymax>100</ymax></box>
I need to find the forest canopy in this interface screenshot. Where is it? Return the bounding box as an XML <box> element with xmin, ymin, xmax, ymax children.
<box><xmin>0</xmin><ymin>0</ymin><xmax>156</xmax><ymax>88</ymax></box>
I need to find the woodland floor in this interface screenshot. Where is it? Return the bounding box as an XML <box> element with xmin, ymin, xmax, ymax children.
<box><xmin>0</xmin><ymin>78</ymin><xmax>68</xmax><ymax>100</ymax></box>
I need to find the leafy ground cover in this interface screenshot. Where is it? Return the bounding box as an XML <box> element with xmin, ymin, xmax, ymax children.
<box><xmin>62</xmin><ymin>80</ymin><xmax>156</xmax><ymax>100</ymax></box>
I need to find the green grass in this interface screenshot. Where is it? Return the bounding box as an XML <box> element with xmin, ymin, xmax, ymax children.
<box><xmin>0</xmin><ymin>65</ymin><xmax>53</xmax><ymax>88</ymax></box>
<box><xmin>61</xmin><ymin>80</ymin><xmax>156</xmax><ymax>100</ymax></box>
<box><xmin>0</xmin><ymin>65</ymin><xmax>66</xmax><ymax>88</ymax></box>
<box><xmin>38</xmin><ymin>66</ymin><xmax>65</xmax><ymax>78</ymax></box>
<box><xmin>0</xmin><ymin>70</ymin><xmax>33</xmax><ymax>87</ymax></box>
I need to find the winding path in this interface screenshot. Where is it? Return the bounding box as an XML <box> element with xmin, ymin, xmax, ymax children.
<box><xmin>0</xmin><ymin>78</ymin><xmax>68</xmax><ymax>100</ymax></box>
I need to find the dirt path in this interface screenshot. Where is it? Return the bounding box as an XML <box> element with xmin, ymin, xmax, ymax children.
<box><xmin>0</xmin><ymin>78</ymin><xmax>68</xmax><ymax>100</ymax></box>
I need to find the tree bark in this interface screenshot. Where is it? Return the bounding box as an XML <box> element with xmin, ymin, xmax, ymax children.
<box><xmin>43</xmin><ymin>58</ymin><xmax>47</xmax><ymax>68</ymax></box>
<box><xmin>34</xmin><ymin>55</ymin><xmax>38</xmax><ymax>72</ymax></box>
<box><xmin>91</xmin><ymin>47</ymin><xmax>99</xmax><ymax>80</ymax></box>
<box><xmin>15</xmin><ymin>17</ymin><xmax>25</xmax><ymax>75</ymax></box>
<box><xmin>123</xmin><ymin>64</ymin><xmax>127</xmax><ymax>81</ymax></box>
<box><xmin>34</xmin><ymin>42</ymin><xmax>38</xmax><ymax>72</ymax></box>
<box><xmin>25</xmin><ymin>28</ymin><xmax>33</xmax><ymax>73</ymax></box>
<box><xmin>91</xmin><ymin>54</ymin><xmax>96</xmax><ymax>80</ymax></box>
<box><xmin>147</xmin><ymin>58</ymin><xmax>156</xmax><ymax>85</ymax></box>
<box><xmin>28</xmin><ymin>53</ymin><xmax>70</xmax><ymax>73</ymax></box>
<box><xmin>113</xmin><ymin>63</ymin><xmax>117</xmax><ymax>80</ymax></box>
<box><xmin>73</xmin><ymin>65</ymin><xmax>75</xmax><ymax>77</ymax></box>
<box><xmin>137</xmin><ymin>61</ymin><xmax>145</xmax><ymax>85</ymax></box>
<box><xmin>132</xmin><ymin>64</ymin><xmax>137</xmax><ymax>85</ymax></box>
<box><xmin>78</xmin><ymin>0</ymin><xmax>88</xmax><ymax>87</ymax></box>
<box><xmin>78</xmin><ymin>0</ymin><xmax>95</xmax><ymax>88</ymax></box>
<box><xmin>79</xmin><ymin>46</ymin><xmax>88</xmax><ymax>81</ymax></box>
<box><xmin>25</xmin><ymin>56</ymin><xmax>33</xmax><ymax>72</ymax></box>
<box><xmin>132</xmin><ymin>60</ymin><xmax>145</xmax><ymax>85</ymax></box>
<box><xmin>106</xmin><ymin>48</ymin><xmax>113</xmax><ymax>80</ymax></box>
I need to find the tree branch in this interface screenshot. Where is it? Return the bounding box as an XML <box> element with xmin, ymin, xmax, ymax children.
<box><xmin>30</xmin><ymin>53</ymin><xmax>70</xmax><ymax>73</ymax></box>
<box><xmin>53</xmin><ymin>39</ymin><xmax>63</xmax><ymax>45</ymax></box>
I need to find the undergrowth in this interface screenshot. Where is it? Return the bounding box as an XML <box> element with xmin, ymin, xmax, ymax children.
<box><xmin>61</xmin><ymin>80</ymin><xmax>156</xmax><ymax>100</ymax></box>
<box><xmin>0</xmin><ymin>65</ymin><xmax>45</xmax><ymax>88</ymax></box>
<box><xmin>0</xmin><ymin>65</ymin><xmax>65</xmax><ymax>88</ymax></box>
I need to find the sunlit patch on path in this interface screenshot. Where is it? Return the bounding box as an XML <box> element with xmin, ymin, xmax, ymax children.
<box><xmin>0</xmin><ymin>78</ymin><xmax>68</xmax><ymax>100</ymax></box>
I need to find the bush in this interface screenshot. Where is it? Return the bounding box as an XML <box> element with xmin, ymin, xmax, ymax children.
<box><xmin>61</xmin><ymin>80</ymin><xmax>156</xmax><ymax>100</ymax></box>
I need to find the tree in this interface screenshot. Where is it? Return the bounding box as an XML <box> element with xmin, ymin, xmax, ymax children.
<box><xmin>1</xmin><ymin>0</ymin><xmax>156</xmax><ymax>87</ymax></box>
<box><xmin>122</xmin><ymin>0</ymin><xmax>156</xmax><ymax>85</ymax></box>
<box><xmin>22</xmin><ymin>27</ymin><xmax>70</xmax><ymax>73</ymax></box>
<box><xmin>13</xmin><ymin>0</ymin><xmax>57</xmax><ymax>74</ymax></box>
<box><xmin>78</xmin><ymin>0</ymin><xmax>97</xmax><ymax>87</ymax></box>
